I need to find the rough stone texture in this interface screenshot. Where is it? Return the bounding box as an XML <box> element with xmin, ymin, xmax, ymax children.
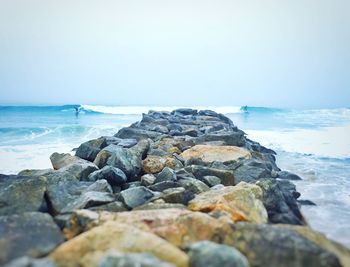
<box><xmin>88</xmin><ymin>166</ymin><xmax>127</xmax><ymax>186</ymax></box>
<box><xmin>141</xmin><ymin>174</ymin><xmax>156</xmax><ymax>186</ymax></box>
<box><xmin>120</xmin><ymin>186</ymin><xmax>156</xmax><ymax>209</ymax></box>
<box><xmin>99</xmin><ymin>252</ymin><xmax>176</xmax><ymax>267</ymax></box>
<box><xmin>0</xmin><ymin>212</ymin><xmax>64</xmax><ymax>265</ymax></box>
<box><xmin>256</xmin><ymin>178</ymin><xmax>305</xmax><ymax>225</ymax></box>
<box><xmin>161</xmin><ymin>187</ymin><xmax>195</xmax><ymax>205</ymax></box>
<box><xmin>184</xmin><ymin>165</ymin><xmax>235</xmax><ymax>186</ymax></box>
<box><xmin>50</xmin><ymin>152</ymin><xmax>81</xmax><ymax>170</ymax></box>
<box><xmin>3</xmin><ymin>257</ymin><xmax>57</xmax><ymax>267</ymax></box>
<box><xmin>177</xmin><ymin>177</ymin><xmax>210</xmax><ymax>195</ymax></box>
<box><xmin>225</xmin><ymin>223</ymin><xmax>341</xmax><ymax>267</ymax></box>
<box><xmin>155</xmin><ymin>167</ymin><xmax>177</xmax><ymax>183</ymax></box>
<box><xmin>76</xmin><ymin>137</ymin><xmax>107</xmax><ymax>162</ymax></box>
<box><xmin>181</xmin><ymin>145</ymin><xmax>251</xmax><ymax>164</ymax></box>
<box><xmin>188</xmin><ymin>241</ymin><xmax>249</xmax><ymax>267</ymax></box>
<box><xmin>201</xmin><ymin>175</ymin><xmax>221</xmax><ymax>187</ymax></box>
<box><xmin>277</xmin><ymin>170</ymin><xmax>302</xmax><ymax>180</ymax></box>
<box><xmin>142</xmin><ymin>155</ymin><xmax>167</xmax><ymax>174</ymax></box>
<box><xmin>59</xmin><ymin>160</ymin><xmax>99</xmax><ymax>181</ymax></box>
<box><xmin>49</xmin><ymin>221</ymin><xmax>189</xmax><ymax>267</ymax></box>
<box><xmin>188</xmin><ymin>182</ymin><xmax>268</xmax><ymax>223</ymax></box>
<box><xmin>0</xmin><ymin>174</ymin><xmax>47</xmax><ymax>216</ymax></box>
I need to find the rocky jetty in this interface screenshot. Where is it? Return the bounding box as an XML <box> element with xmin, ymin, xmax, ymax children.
<box><xmin>1</xmin><ymin>108</ymin><xmax>349</xmax><ymax>267</ymax></box>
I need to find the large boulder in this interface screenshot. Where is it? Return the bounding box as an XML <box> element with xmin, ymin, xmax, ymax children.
<box><xmin>49</xmin><ymin>221</ymin><xmax>189</xmax><ymax>267</ymax></box>
<box><xmin>0</xmin><ymin>174</ymin><xmax>47</xmax><ymax>216</ymax></box>
<box><xmin>184</xmin><ymin>165</ymin><xmax>235</xmax><ymax>186</ymax></box>
<box><xmin>50</xmin><ymin>152</ymin><xmax>80</xmax><ymax>170</ymax></box>
<box><xmin>120</xmin><ymin>186</ymin><xmax>156</xmax><ymax>209</ymax></box>
<box><xmin>76</xmin><ymin>137</ymin><xmax>107</xmax><ymax>162</ymax></box>
<box><xmin>180</xmin><ymin>145</ymin><xmax>251</xmax><ymax>164</ymax></box>
<box><xmin>188</xmin><ymin>241</ymin><xmax>249</xmax><ymax>267</ymax></box>
<box><xmin>188</xmin><ymin>182</ymin><xmax>267</xmax><ymax>223</ymax></box>
<box><xmin>0</xmin><ymin>212</ymin><xmax>64</xmax><ymax>265</ymax></box>
<box><xmin>225</xmin><ymin>223</ymin><xmax>341</xmax><ymax>267</ymax></box>
<box><xmin>88</xmin><ymin>166</ymin><xmax>127</xmax><ymax>186</ymax></box>
<box><xmin>256</xmin><ymin>178</ymin><xmax>305</xmax><ymax>225</ymax></box>
<box><xmin>59</xmin><ymin>160</ymin><xmax>98</xmax><ymax>181</ymax></box>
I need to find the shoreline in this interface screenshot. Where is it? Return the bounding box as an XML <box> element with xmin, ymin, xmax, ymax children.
<box><xmin>0</xmin><ymin>108</ymin><xmax>349</xmax><ymax>267</ymax></box>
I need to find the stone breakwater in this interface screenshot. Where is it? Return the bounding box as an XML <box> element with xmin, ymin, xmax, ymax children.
<box><xmin>0</xmin><ymin>108</ymin><xmax>349</xmax><ymax>267</ymax></box>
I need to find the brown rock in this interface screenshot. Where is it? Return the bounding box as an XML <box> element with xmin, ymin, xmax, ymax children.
<box><xmin>50</xmin><ymin>221</ymin><xmax>189</xmax><ymax>267</ymax></box>
<box><xmin>188</xmin><ymin>182</ymin><xmax>267</xmax><ymax>223</ymax></box>
<box><xmin>50</xmin><ymin>152</ymin><xmax>81</xmax><ymax>170</ymax></box>
<box><xmin>180</xmin><ymin>145</ymin><xmax>251</xmax><ymax>164</ymax></box>
<box><xmin>142</xmin><ymin>155</ymin><xmax>167</xmax><ymax>173</ymax></box>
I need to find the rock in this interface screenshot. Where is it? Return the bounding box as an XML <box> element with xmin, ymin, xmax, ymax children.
<box><xmin>49</xmin><ymin>221</ymin><xmax>189</xmax><ymax>267</ymax></box>
<box><xmin>155</xmin><ymin>167</ymin><xmax>177</xmax><ymax>183</ymax></box>
<box><xmin>134</xmin><ymin>203</ymin><xmax>188</xmax><ymax>211</ymax></box>
<box><xmin>106</xmin><ymin>146</ymin><xmax>143</xmax><ymax>180</ymax></box>
<box><xmin>298</xmin><ymin>199</ymin><xmax>316</xmax><ymax>206</ymax></box>
<box><xmin>50</xmin><ymin>152</ymin><xmax>80</xmax><ymax>170</ymax></box>
<box><xmin>0</xmin><ymin>174</ymin><xmax>47</xmax><ymax>216</ymax></box>
<box><xmin>188</xmin><ymin>182</ymin><xmax>268</xmax><ymax>223</ymax></box>
<box><xmin>76</xmin><ymin>137</ymin><xmax>107</xmax><ymax>162</ymax></box>
<box><xmin>3</xmin><ymin>257</ymin><xmax>57</xmax><ymax>267</ymax></box>
<box><xmin>277</xmin><ymin>225</ymin><xmax>350</xmax><ymax>267</ymax></box>
<box><xmin>184</xmin><ymin>165</ymin><xmax>235</xmax><ymax>186</ymax></box>
<box><xmin>256</xmin><ymin>178</ymin><xmax>305</xmax><ymax>225</ymax></box>
<box><xmin>18</xmin><ymin>169</ymin><xmax>54</xmax><ymax>176</ymax></box>
<box><xmin>0</xmin><ymin>212</ymin><xmax>64</xmax><ymax>265</ymax></box>
<box><xmin>278</xmin><ymin>170</ymin><xmax>302</xmax><ymax>180</ymax></box>
<box><xmin>142</xmin><ymin>155</ymin><xmax>167</xmax><ymax>174</ymax></box>
<box><xmin>225</xmin><ymin>223</ymin><xmax>342</xmax><ymax>267</ymax></box>
<box><xmin>188</xmin><ymin>241</ymin><xmax>249</xmax><ymax>267</ymax></box>
<box><xmin>88</xmin><ymin>166</ymin><xmax>127</xmax><ymax>186</ymax></box>
<box><xmin>148</xmin><ymin>181</ymin><xmax>182</xmax><ymax>192</ymax></box>
<box><xmin>59</xmin><ymin>160</ymin><xmax>98</xmax><ymax>181</ymax></box>
<box><xmin>121</xmin><ymin>181</ymin><xmax>142</xmax><ymax>190</ymax></box>
<box><xmin>99</xmin><ymin>252</ymin><xmax>176</xmax><ymax>267</ymax></box>
<box><xmin>120</xmin><ymin>186</ymin><xmax>156</xmax><ymax>209</ymax></box>
<box><xmin>171</xmin><ymin>108</ymin><xmax>198</xmax><ymax>116</ymax></box>
<box><xmin>233</xmin><ymin>164</ymin><xmax>271</xmax><ymax>183</ymax></box>
<box><xmin>180</xmin><ymin>145</ymin><xmax>251</xmax><ymax>164</ymax></box>
<box><xmin>194</xmin><ymin>132</ymin><xmax>245</xmax><ymax>146</ymax></box>
<box><xmin>84</xmin><ymin>179</ymin><xmax>113</xmax><ymax>194</ymax></box>
<box><xmin>177</xmin><ymin>177</ymin><xmax>210</xmax><ymax>194</ymax></box>
<box><xmin>89</xmin><ymin>201</ymin><xmax>127</xmax><ymax>212</ymax></box>
<box><xmin>201</xmin><ymin>175</ymin><xmax>221</xmax><ymax>187</ymax></box>
<box><xmin>115</xmin><ymin>127</ymin><xmax>164</xmax><ymax>141</ymax></box>
<box><xmin>117</xmin><ymin>138</ymin><xmax>138</xmax><ymax>148</ymax></box>
<box><xmin>61</xmin><ymin>191</ymin><xmax>115</xmax><ymax>213</ymax></box>
<box><xmin>161</xmin><ymin>187</ymin><xmax>195</xmax><ymax>205</ymax></box>
<box><xmin>141</xmin><ymin>174</ymin><xmax>156</xmax><ymax>186</ymax></box>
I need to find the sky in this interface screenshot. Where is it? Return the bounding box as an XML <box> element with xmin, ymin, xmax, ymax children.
<box><xmin>0</xmin><ymin>0</ymin><xmax>349</xmax><ymax>108</ymax></box>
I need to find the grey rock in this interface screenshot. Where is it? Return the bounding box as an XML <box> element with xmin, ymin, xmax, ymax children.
<box><xmin>0</xmin><ymin>174</ymin><xmax>47</xmax><ymax>216</ymax></box>
<box><xmin>89</xmin><ymin>201</ymin><xmax>127</xmax><ymax>212</ymax></box>
<box><xmin>177</xmin><ymin>177</ymin><xmax>210</xmax><ymax>194</ymax></box>
<box><xmin>194</xmin><ymin>132</ymin><xmax>245</xmax><ymax>146</ymax></box>
<box><xmin>278</xmin><ymin>170</ymin><xmax>302</xmax><ymax>180</ymax></box>
<box><xmin>118</xmin><ymin>138</ymin><xmax>138</xmax><ymax>148</ymax></box>
<box><xmin>155</xmin><ymin>167</ymin><xmax>177</xmax><ymax>183</ymax></box>
<box><xmin>121</xmin><ymin>181</ymin><xmax>142</xmax><ymax>190</ymax></box>
<box><xmin>161</xmin><ymin>187</ymin><xmax>194</xmax><ymax>205</ymax></box>
<box><xmin>88</xmin><ymin>166</ymin><xmax>127</xmax><ymax>186</ymax></box>
<box><xmin>141</xmin><ymin>174</ymin><xmax>156</xmax><ymax>186</ymax></box>
<box><xmin>134</xmin><ymin>203</ymin><xmax>187</xmax><ymax>211</ymax></box>
<box><xmin>227</xmin><ymin>223</ymin><xmax>341</xmax><ymax>267</ymax></box>
<box><xmin>201</xmin><ymin>175</ymin><xmax>221</xmax><ymax>187</ymax></box>
<box><xmin>99</xmin><ymin>253</ymin><xmax>175</xmax><ymax>267</ymax></box>
<box><xmin>210</xmin><ymin>184</ymin><xmax>225</xmax><ymax>190</ymax></box>
<box><xmin>62</xmin><ymin>191</ymin><xmax>115</xmax><ymax>212</ymax></box>
<box><xmin>115</xmin><ymin>127</ymin><xmax>164</xmax><ymax>141</ymax></box>
<box><xmin>84</xmin><ymin>179</ymin><xmax>113</xmax><ymax>194</ymax></box>
<box><xmin>18</xmin><ymin>169</ymin><xmax>54</xmax><ymax>176</ymax></box>
<box><xmin>0</xmin><ymin>212</ymin><xmax>64</xmax><ymax>265</ymax></box>
<box><xmin>233</xmin><ymin>164</ymin><xmax>271</xmax><ymax>183</ymax></box>
<box><xmin>59</xmin><ymin>160</ymin><xmax>98</xmax><ymax>181</ymax></box>
<box><xmin>3</xmin><ymin>257</ymin><xmax>57</xmax><ymax>267</ymax></box>
<box><xmin>185</xmin><ymin>165</ymin><xmax>235</xmax><ymax>186</ymax></box>
<box><xmin>171</xmin><ymin>108</ymin><xmax>198</xmax><ymax>116</ymax></box>
<box><xmin>148</xmin><ymin>181</ymin><xmax>182</xmax><ymax>192</ymax></box>
<box><xmin>256</xmin><ymin>178</ymin><xmax>305</xmax><ymax>225</ymax></box>
<box><xmin>75</xmin><ymin>137</ymin><xmax>107</xmax><ymax>162</ymax></box>
<box><xmin>120</xmin><ymin>186</ymin><xmax>155</xmax><ymax>209</ymax></box>
<box><xmin>188</xmin><ymin>241</ymin><xmax>249</xmax><ymax>267</ymax></box>
<box><xmin>49</xmin><ymin>152</ymin><xmax>80</xmax><ymax>170</ymax></box>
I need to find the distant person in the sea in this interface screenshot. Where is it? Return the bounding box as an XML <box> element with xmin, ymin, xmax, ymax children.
<box><xmin>241</xmin><ymin>105</ymin><xmax>249</xmax><ymax>113</ymax></box>
<box><xmin>74</xmin><ymin>106</ymin><xmax>81</xmax><ymax>118</ymax></box>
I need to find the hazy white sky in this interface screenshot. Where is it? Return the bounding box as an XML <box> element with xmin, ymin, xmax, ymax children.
<box><xmin>0</xmin><ymin>0</ymin><xmax>349</xmax><ymax>107</ymax></box>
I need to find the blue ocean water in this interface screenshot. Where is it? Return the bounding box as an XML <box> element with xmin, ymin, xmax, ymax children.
<box><xmin>0</xmin><ymin>105</ymin><xmax>349</xmax><ymax>247</ymax></box>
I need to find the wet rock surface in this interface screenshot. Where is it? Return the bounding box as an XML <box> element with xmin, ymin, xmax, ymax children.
<box><xmin>0</xmin><ymin>109</ymin><xmax>349</xmax><ymax>267</ymax></box>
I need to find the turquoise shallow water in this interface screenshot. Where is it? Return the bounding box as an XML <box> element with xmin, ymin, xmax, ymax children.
<box><xmin>0</xmin><ymin>105</ymin><xmax>349</xmax><ymax>247</ymax></box>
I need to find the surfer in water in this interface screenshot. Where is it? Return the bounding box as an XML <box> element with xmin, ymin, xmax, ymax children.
<box><xmin>241</xmin><ymin>105</ymin><xmax>249</xmax><ymax>113</ymax></box>
<box><xmin>74</xmin><ymin>106</ymin><xmax>81</xmax><ymax>118</ymax></box>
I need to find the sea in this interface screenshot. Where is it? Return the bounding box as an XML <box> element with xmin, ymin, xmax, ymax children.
<box><xmin>0</xmin><ymin>104</ymin><xmax>349</xmax><ymax>248</ymax></box>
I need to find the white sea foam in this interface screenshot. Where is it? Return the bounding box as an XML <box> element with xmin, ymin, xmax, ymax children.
<box><xmin>246</xmin><ymin>124</ymin><xmax>350</xmax><ymax>158</ymax></box>
<box><xmin>81</xmin><ymin>104</ymin><xmax>242</xmax><ymax>115</ymax></box>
